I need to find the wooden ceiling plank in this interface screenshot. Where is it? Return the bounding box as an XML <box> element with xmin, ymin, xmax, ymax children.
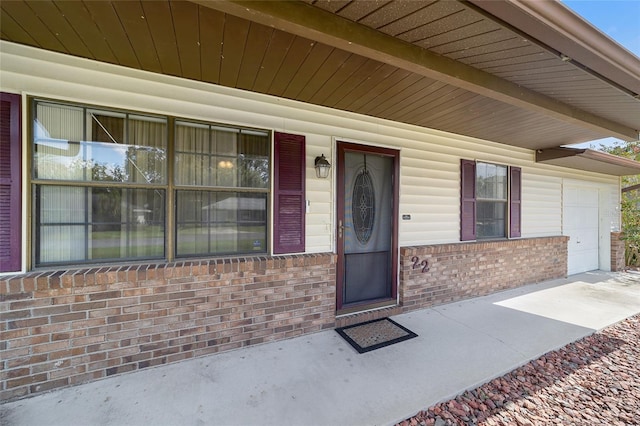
<box><xmin>281</xmin><ymin>42</ymin><xmax>334</xmax><ymax>99</ymax></box>
<box><xmin>82</xmin><ymin>1</ymin><xmax>140</xmax><ymax>69</ymax></box>
<box><xmin>397</xmin><ymin>85</ymin><xmax>468</xmax><ymax>123</ymax></box>
<box><xmin>251</xmin><ymin>30</ymin><xmax>295</xmax><ymax>94</ymax></box>
<box><xmin>342</xmin><ymin>66</ymin><xmax>411</xmax><ymax>112</ymax></box>
<box><xmin>455</xmin><ymin>45</ymin><xmax>543</xmax><ymax>67</ymax></box>
<box><xmin>358</xmin><ymin>1</ymin><xmax>433</xmax><ymax>29</ymax></box>
<box><xmin>443</xmin><ymin>37</ymin><xmax>527</xmax><ymax>60</ymax></box>
<box><xmin>363</xmin><ymin>73</ymin><xmax>424</xmax><ymax>116</ymax></box>
<box><xmin>170</xmin><ymin>1</ymin><xmax>202</xmax><ymax>81</ymax></box>
<box><xmin>198</xmin><ymin>6</ymin><xmax>225</xmax><ymax>84</ymax></box>
<box><xmin>488</xmin><ymin>61</ymin><xmax>568</xmax><ymax>76</ymax></box>
<box><xmin>379</xmin><ymin>1</ymin><xmax>461</xmax><ymax>38</ymax></box>
<box><xmin>406</xmin><ymin>89</ymin><xmax>480</xmax><ymax>124</ymax></box>
<box><xmin>403</xmin><ymin>10</ymin><xmax>484</xmax><ymax>45</ymax></box>
<box><xmin>416</xmin><ymin>18</ymin><xmax>498</xmax><ymax>49</ymax></box>
<box><xmin>309</xmin><ymin>54</ymin><xmax>370</xmax><ymax>105</ymax></box>
<box><xmin>236</xmin><ymin>23</ymin><xmax>274</xmax><ymax>91</ymax></box>
<box><xmin>0</xmin><ymin>6</ymin><xmax>38</xmax><ymax>47</ymax></box>
<box><xmin>324</xmin><ymin>58</ymin><xmax>386</xmax><ymax>108</ymax></box>
<box><xmin>335</xmin><ymin>0</ymin><xmax>389</xmax><ymax>22</ymax></box>
<box><xmin>141</xmin><ymin>1</ymin><xmax>182</xmax><ymax>77</ymax></box>
<box><xmin>456</xmin><ymin>105</ymin><xmax>546</xmax><ymax>136</ymax></box>
<box><xmin>470</xmin><ymin>53</ymin><xmax>558</xmax><ymax>71</ymax></box>
<box><xmin>507</xmin><ymin>71</ymin><xmax>590</xmax><ymax>84</ymax></box>
<box><xmin>430</xmin><ymin>29</ymin><xmax>517</xmax><ymax>56</ymax></box>
<box><xmin>430</xmin><ymin>97</ymin><xmax>511</xmax><ymax>129</ymax></box>
<box><xmin>194</xmin><ymin>0</ymin><xmax>638</xmax><ymax>140</ymax></box>
<box><xmin>380</xmin><ymin>79</ymin><xmax>448</xmax><ymax>120</ymax></box>
<box><xmin>27</xmin><ymin>1</ymin><xmax>93</xmax><ymax>58</ymax></box>
<box><xmin>1</xmin><ymin>1</ymin><xmax>66</xmax><ymax>52</ymax></box>
<box><xmin>333</xmin><ymin>62</ymin><xmax>397</xmax><ymax>110</ymax></box>
<box><xmin>268</xmin><ymin>35</ymin><xmax>316</xmax><ymax>96</ymax></box>
<box><xmin>219</xmin><ymin>14</ymin><xmax>250</xmax><ymax>87</ymax></box>
<box><xmin>295</xmin><ymin>48</ymin><xmax>352</xmax><ymax>101</ymax></box>
<box><xmin>112</xmin><ymin>1</ymin><xmax>162</xmax><ymax>73</ymax></box>
<box><xmin>311</xmin><ymin>0</ymin><xmax>350</xmax><ymax>14</ymax></box>
<box><xmin>52</xmin><ymin>2</ymin><xmax>117</xmax><ymax>63</ymax></box>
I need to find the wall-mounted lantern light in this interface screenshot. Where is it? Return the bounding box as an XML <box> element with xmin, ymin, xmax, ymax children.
<box><xmin>314</xmin><ymin>154</ymin><xmax>331</xmax><ymax>179</ymax></box>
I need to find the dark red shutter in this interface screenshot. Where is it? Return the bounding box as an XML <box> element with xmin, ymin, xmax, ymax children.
<box><xmin>0</xmin><ymin>92</ymin><xmax>22</xmax><ymax>272</ymax></box>
<box><xmin>274</xmin><ymin>132</ymin><xmax>305</xmax><ymax>254</ymax></box>
<box><xmin>509</xmin><ymin>166</ymin><xmax>522</xmax><ymax>238</ymax></box>
<box><xmin>460</xmin><ymin>159</ymin><xmax>476</xmax><ymax>241</ymax></box>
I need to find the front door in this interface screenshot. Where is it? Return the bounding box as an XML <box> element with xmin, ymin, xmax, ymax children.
<box><xmin>336</xmin><ymin>142</ymin><xmax>399</xmax><ymax>311</ymax></box>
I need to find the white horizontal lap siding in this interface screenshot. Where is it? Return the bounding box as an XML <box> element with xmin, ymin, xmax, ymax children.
<box><xmin>399</xmin><ymin>148</ymin><xmax>458</xmax><ymax>245</ymax></box>
<box><xmin>303</xmin><ymin>133</ymin><xmax>333</xmax><ymax>253</ymax></box>
<box><xmin>0</xmin><ymin>42</ymin><xmax>622</xmax><ymax>257</ymax></box>
<box><xmin>521</xmin><ymin>173</ymin><xmax>562</xmax><ymax>237</ymax></box>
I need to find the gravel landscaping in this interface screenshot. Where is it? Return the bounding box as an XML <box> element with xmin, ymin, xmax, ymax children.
<box><xmin>398</xmin><ymin>314</ymin><xmax>640</xmax><ymax>426</ymax></box>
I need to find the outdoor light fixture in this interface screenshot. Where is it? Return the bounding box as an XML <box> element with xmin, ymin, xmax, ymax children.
<box><xmin>314</xmin><ymin>154</ymin><xmax>331</xmax><ymax>179</ymax></box>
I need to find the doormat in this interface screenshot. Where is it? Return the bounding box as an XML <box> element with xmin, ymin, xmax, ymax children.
<box><xmin>336</xmin><ymin>318</ymin><xmax>418</xmax><ymax>354</ymax></box>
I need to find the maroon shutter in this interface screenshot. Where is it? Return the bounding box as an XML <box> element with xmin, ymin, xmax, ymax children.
<box><xmin>460</xmin><ymin>159</ymin><xmax>476</xmax><ymax>241</ymax></box>
<box><xmin>274</xmin><ymin>132</ymin><xmax>305</xmax><ymax>254</ymax></box>
<box><xmin>509</xmin><ymin>166</ymin><xmax>522</xmax><ymax>238</ymax></box>
<box><xmin>0</xmin><ymin>93</ymin><xmax>22</xmax><ymax>272</ymax></box>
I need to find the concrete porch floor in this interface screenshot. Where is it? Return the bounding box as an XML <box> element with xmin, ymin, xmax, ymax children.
<box><xmin>2</xmin><ymin>271</ymin><xmax>640</xmax><ymax>426</ymax></box>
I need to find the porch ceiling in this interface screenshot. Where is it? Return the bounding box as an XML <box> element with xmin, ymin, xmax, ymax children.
<box><xmin>1</xmin><ymin>0</ymin><xmax>639</xmax><ymax>150</ymax></box>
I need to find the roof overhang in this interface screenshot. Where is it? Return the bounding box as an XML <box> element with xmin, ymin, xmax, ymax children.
<box><xmin>195</xmin><ymin>0</ymin><xmax>639</xmax><ymax>143</ymax></box>
<box><xmin>469</xmin><ymin>0</ymin><xmax>640</xmax><ymax>96</ymax></box>
<box><xmin>1</xmin><ymin>0</ymin><xmax>639</xmax><ymax>153</ymax></box>
<box><xmin>536</xmin><ymin>147</ymin><xmax>640</xmax><ymax>176</ymax></box>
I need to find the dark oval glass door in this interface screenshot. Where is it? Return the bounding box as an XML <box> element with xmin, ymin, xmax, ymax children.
<box><xmin>337</xmin><ymin>142</ymin><xmax>398</xmax><ymax>310</ymax></box>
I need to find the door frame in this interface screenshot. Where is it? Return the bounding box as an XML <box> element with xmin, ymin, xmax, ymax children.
<box><xmin>336</xmin><ymin>141</ymin><xmax>400</xmax><ymax>312</ymax></box>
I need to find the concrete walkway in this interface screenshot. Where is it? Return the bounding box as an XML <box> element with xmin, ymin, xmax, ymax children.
<box><xmin>2</xmin><ymin>271</ymin><xmax>640</xmax><ymax>426</ymax></box>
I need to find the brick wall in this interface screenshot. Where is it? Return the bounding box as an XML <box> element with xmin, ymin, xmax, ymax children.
<box><xmin>0</xmin><ymin>254</ymin><xmax>336</xmax><ymax>401</ymax></box>
<box><xmin>610</xmin><ymin>232</ymin><xmax>625</xmax><ymax>272</ymax></box>
<box><xmin>1</xmin><ymin>238</ymin><xmax>571</xmax><ymax>401</ymax></box>
<box><xmin>399</xmin><ymin>236</ymin><xmax>568</xmax><ymax>312</ymax></box>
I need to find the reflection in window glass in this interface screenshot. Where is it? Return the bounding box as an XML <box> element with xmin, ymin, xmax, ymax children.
<box><xmin>33</xmin><ymin>101</ymin><xmax>167</xmax><ymax>184</ymax></box>
<box><xmin>31</xmin><ymin>99</ymin><xmax>271</xmax><ymax>266</ymax></box>
<box><xmin>36</xmin><ymin>185</ymin><xmax>165</xmax><ymax>264</ymax></box>
<box><xmin>476</xmin><ymin>162</ymin><xmax>508</xmax><ymax>239</ymax></box>
<box><xmin>176</xmin><ymin>190</ymin><xmax>267</xmax><ymax>256</ymax></box>
<box><xmin>477</xmin><ymin>200</ymin><xmax>507</xmax><ymax>239</ymax></box>
<box><xmin>34</xmin><ymin>103</ymin><xmax>85</xmax><ymax>180</ymax></box>
<box><xmin>175</xmin><ymin>121</ymin><xmax>268</xmax><ymax>189</ymax></box>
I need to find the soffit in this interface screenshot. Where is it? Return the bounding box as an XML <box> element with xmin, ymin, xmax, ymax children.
<box><xmin>1</xmin><ymin>0</ymin><xmax>638</xmax><ymax>151</ymax></box>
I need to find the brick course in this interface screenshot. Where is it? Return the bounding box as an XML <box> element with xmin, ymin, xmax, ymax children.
<box><xmin>399</xmin><ymin>237</ymin><xmax>568</xmax><ymax>312</ymax></box>
<box><xmin>1</xmin><ymin>237</ymin><xmax>572</xmax><ymax>401</ymax></box>
<box><xmin>610</xmin><ymin>232</ymin><xmax>625</xmax><ymax>272</ymax></box>
<box><xmin>1</xmin><ymin>254</ymin><xmax>336</xmax><ymax>401</ymax></box>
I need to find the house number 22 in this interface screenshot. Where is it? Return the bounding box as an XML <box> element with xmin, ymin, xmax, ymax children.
<box><xmin>411</xmin><ymin>256</ymin><xmax>430</xmax><ymax>273</ymax></box>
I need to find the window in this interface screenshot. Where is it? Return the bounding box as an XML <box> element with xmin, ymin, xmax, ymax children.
<box><xmin>30</xmin><ymin>99</ymin><xmax>308</xmax><ymax>267</ymax></box>
<box><xmin>174</xmin><ymin>121</ymin><xmax>269</xmax><ymax>257</ymax></box>
<box><xmin>32</xmin><ymin>100</ymin><xmax>168</xmax><ymax>265</ymax></box>
<box><xmin>460</xmin><ymin>159</ymin><xmax>521</xmax><ymax>241</ymax></box>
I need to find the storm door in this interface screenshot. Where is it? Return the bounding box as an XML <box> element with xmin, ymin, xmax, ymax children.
<box><xmin>336</xmin><ymin>142</ymin><xmax>399</xmax><ymax>311</ymax></box>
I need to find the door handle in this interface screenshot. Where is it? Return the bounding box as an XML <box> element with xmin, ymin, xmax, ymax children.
<box><xmin>339</xmin><ymin>220</ymin><xmax>344</xmax><ymax>239</ymax></box>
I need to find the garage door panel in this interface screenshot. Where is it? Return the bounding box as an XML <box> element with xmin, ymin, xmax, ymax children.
<box><xmin>564</xmin><ymin>185</ymin><xmax>599</xmax><ymax>275</ymax></box>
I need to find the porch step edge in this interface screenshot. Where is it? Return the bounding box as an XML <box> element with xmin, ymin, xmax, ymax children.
<box><xmin>335</xmin><ymin>305</ymin><xmax>403</xmax><ymax>328</ymax></box>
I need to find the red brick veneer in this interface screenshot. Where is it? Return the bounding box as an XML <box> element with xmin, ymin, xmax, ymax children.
<box><xmin>2</xmin><ymin>237</ymin><xmax>572</xmax><ymax>401</ymax></box>
<box><xmin>0</xmin><ymin>254</ymin><xmax>336</xmax><ymax>401</ymax></box>
<box><xmin>610</xmin><ymin>232</ymin><xmax>625</xmax><ymax>272</ymax></box>
<box><xmin>400</xmin><ymin>237</ymin><xmax>569</xmax><ymax>312</ymax></box>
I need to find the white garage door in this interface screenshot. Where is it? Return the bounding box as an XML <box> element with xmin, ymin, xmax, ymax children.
<box><xmin>563</xmin><ymin>186</ymin><xmax>599</xmax><ymax>275</ymax></box>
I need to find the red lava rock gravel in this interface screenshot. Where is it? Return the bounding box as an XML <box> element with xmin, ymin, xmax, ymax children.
<box><xmin>398</xmin><ymin>314</ymin><xmax>640</xmax><ymax>426</ymax></box>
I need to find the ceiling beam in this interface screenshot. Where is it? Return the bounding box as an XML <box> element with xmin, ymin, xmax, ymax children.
<box><xmin>194</xmin><ymin>0</ymin><xmax>638</xmax><ymax>141</ymax></box>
